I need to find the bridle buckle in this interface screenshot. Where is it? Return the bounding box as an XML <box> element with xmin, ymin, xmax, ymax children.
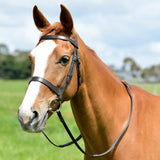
<box><xmin>48</xmin><ymin>98</ymin><xmax>62</xmax><ymax>113</ymax></box>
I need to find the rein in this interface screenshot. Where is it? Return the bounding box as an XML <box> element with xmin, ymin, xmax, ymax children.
<box><xmin>29</xmin><ymin>34</ymin><xmax>134</xmax><ymax>157</ymax></box>
<box><xmin>42</xmin><ymin>80</ymin><xmax>133</xmax><ymax>157</ymax></box>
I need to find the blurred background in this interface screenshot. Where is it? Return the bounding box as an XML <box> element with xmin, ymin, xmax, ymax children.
<box><xmin>0</xmin><ymin>0</ymin><xmax>160</xmax><ymax>159</ymax></box>
<box><xmin>1</xmin><ymin>0</ymin><xmax>160</xmax><ymax>82</ymax></box>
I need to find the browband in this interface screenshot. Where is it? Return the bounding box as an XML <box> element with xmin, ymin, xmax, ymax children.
<box><xmin>39</xmin><ymin>35</ymin><xmax>78</xmax><ymax>48</ymax></box>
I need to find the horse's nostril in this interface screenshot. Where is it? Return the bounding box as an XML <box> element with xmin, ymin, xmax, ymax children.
<box><xmin>34</xmin><ymin>111</ymin><xmax>39</xmax><ymax>118</ymax></box>
<box><xmin>30</xmin><ymin>111</ymin><xmax>39</xmax><ymax>121</ymax></box>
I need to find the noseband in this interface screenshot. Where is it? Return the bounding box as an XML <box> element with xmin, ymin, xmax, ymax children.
<box><xmin>29</xmin><ymin>34</ymin><xmax>134</xmax><ymax>157</ymax></box>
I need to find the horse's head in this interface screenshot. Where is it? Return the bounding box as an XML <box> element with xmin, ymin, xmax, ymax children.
<box><xmin>18</xmin><ymin>5</ymin><xmax>80</xmax><ymax>132</ymax></box>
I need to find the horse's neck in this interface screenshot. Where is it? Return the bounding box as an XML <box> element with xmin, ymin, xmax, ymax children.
<box><xmin>71</xmin><ymin>37</ymin><xmax>130</xmax><ymax>155</ymax></box>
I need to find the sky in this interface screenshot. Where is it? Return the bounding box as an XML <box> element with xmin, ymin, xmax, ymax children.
<box><xmin>0</xmin><ymin>0</ymin><xmax>160</xmax><ymax>68</ymax></box>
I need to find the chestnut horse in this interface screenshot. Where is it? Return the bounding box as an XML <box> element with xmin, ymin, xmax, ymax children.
<box><xmin>18</xmin><ymin>4</ymin><xmax>160</xmax><ymax>160</ymax></box>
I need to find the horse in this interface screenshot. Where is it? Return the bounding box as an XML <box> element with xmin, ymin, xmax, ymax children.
<box><xmin>18</xmin><ymin>4</ymin><xmax>160</xmax><ymax>160</ymax></box>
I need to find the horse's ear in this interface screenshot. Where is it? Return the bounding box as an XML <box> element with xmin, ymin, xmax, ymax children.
<box><xmin>60</xmin><ymin>4</ymin><xmax>73</xmax><ymax>34</ymax></box>
<box><xmin>33</xmin><ymin>5</ymin><xmax>50</xmax><ymax>32</ymax></box>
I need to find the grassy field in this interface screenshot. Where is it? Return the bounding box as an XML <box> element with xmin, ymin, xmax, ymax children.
<box><xmin>130</xmin><ymin>82</ymin><xmax>160</xmax><ymax>95</ymax></box>
<box><xmin>0</xmin><ymin>80</ymin><xmax>83</xmax><ymax>160</ymax></box>
<box><xmin>0</xmin><ymin>80</ymin><xmax>160</xmax><ymax>160</ymax></box>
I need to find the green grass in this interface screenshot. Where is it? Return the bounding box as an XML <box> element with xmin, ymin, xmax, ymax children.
<box><xmin>0</xmin><ymin>80</ymin><xmax>160</xmax><ymax>160</ymax></box>
<box><xmin>0</xmin><ymin>80</ymin><xmax>83</xmax><ymax>160</ymax></box>
<box><xmin>130</xmin><ymin>82</ymin><xmax>160</xmax><ymax>95</ymax></box>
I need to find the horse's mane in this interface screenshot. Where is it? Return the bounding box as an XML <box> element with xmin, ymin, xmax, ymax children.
<box><xmin>86</xmin><ymin>46</ymin><xmax>109</xmax><ymax>69</ymax></box>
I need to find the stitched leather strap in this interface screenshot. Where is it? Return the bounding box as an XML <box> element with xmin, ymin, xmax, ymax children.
<box><xmin>40</xmin><ymin>35</ymin><xmax>78</xmax><ymax>48</ymax></box>
<box><xmin>42</xmin><ymin>130</ymin><xmax>82</xmax><ymax>148</ymax></box>
<box><xmin>29</xmin><ymin>77</ymin><xmax>61</xmax><ymax>98</ymax></box>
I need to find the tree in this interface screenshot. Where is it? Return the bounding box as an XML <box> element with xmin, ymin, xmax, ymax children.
<box><xmin>122</xmin><ymin>57</ymin><xmax>141</xmax><ymax>79</ymax></box>
<box><xmin>123</xmin><ymin>57</ymin><xmax>141</xmax><ymax>72</ymax></box>
<box><xmin>0</xmin><ymin>44</ymin><xmax>9</xmax><ymax>55</ymax></box>
<box><xmin>0</xmin><ymin>44</ymin><xmax>31</xmax><ymax>79</ymax></box>
<box><xmin>142</xmin><ymin>65</ymin><xmax>160</xmax><ymax>82</ymax></box>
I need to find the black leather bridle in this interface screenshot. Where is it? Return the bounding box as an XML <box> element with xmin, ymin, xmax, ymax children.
<box><xmin>29</xmin><ymin>35</ymin><xmax>81</xmax><ymax>101</ymax></box>
<box><xmin>29</xmin><ymin>34</ymin><xmax>134</xmax><ymax>157</ymax></box>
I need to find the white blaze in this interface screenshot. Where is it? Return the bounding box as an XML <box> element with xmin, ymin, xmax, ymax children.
<box><xmin>19</xmin><ymin>40</ymin><xmax>57</xmax><ymax>116</ymax></box>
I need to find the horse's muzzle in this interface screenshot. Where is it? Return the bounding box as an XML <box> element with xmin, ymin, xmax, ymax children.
<box><xmin>18</xmin><ymin>108</ymin><xmax>48</xmax><ymax>132</ymax></box>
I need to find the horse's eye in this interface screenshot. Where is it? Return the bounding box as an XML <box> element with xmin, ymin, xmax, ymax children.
<box><xmin>50</xmin><ymin>29</ymin><xmax>55</xmax><ymax>32</ymax></box>
<box><xmin>59</xmin><ymin>55</ymin><xmax>70</xmax><ymax>66</ymax></box>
